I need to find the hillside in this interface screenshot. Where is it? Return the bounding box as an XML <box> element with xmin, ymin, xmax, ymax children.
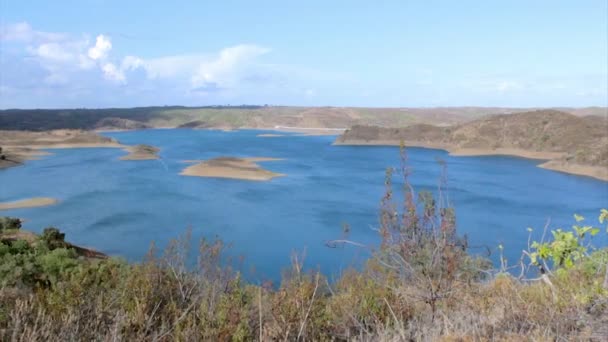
<box><xmin>0</xmin><ymin>106</ymin><xmax>605</xmax><ymax>131</ymax></box>
<box><xmin>336</xmin><ymin>110</ymin><xmax>608</xmax><ymax>180</ymax></box>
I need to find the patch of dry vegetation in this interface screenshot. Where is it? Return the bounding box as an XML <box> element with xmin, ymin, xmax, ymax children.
<box><xmin>2</xmin><ymin>106</ymin><xmax>605</xmax><ymax>132</ymax></box>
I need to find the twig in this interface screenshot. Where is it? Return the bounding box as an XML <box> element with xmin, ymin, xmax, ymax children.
<box><xmin>258</xmin><ymin>287</ymin><xmax>263</xmax><ymax>342</ymax></box>
<box><xmin>297</xmin><ymin>273</ymin><xmax>320</xmax><ymax>340</ymax></box>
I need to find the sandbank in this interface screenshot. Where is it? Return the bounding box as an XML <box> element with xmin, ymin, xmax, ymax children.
<box><xmin>180</xmin><ymin>157</ymin><xmax>284</xmax><ymax>181</ymax></box>
<box><xmin>120</xmin><ymin>144</ymin><xmax>160</xmax><ymax>160</ymax></box>
<box><xmin>0</xmin><ymin>197</ymin><xmax>59</xmax><ymax>211</ymax></box>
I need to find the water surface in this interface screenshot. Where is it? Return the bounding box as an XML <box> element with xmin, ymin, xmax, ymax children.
<box><xmin>1</xmin><ymin>129</ymin><xmax>606</xmax><ymax>282</ymax></box>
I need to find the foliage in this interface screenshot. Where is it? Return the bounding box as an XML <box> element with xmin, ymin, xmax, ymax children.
<box><xmin>527</xmin><ymin>211</ymin><xmax>606</xmax><ymax>271</ymax></box>
<box><xmin>40</xmin><ymin>227</ymin><xmax>67</xmax><ymax>250</ymax></box>
<box><xmin>373</xmin><ymin>146</ymin><xmax>488</xmax><ymax>318</ymax></box>
<box><xmin>0</xmin><ymin>216</ymin><xmax>22</xmax><ymax>231</ymax></box>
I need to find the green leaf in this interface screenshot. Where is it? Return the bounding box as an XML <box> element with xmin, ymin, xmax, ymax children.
<box><xmin>574</xmin><ymin>214</ymin><xmax>584</xmax><ymax>222</ymax></box>
<box><xmin>599</xmin><ymin>209</ymin><xmax>608</xmax><ymax>224</ymax></box>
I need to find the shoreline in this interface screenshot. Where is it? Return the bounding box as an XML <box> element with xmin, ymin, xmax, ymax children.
<box><xmin>95</xmin><ymin>126</ymin><xmax>343</xmax><ymax>136</ymax></box>
<box><xmin>334</xmin><ymin>139</ymin><xmax>608</xmax><ymax>181</ymax></box>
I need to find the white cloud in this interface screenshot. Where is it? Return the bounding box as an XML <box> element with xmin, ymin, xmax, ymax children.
<box><xmin>191</xmin><ymin>45</ymin><xmax>270</xmax><ymax>88</ymax></box>
<box><xmin>34</xmin><ymin>43</ymin><xmax>74</xmax><ymax>61</ymax></box>
<box><xmin>87</xmin><ymin>35</ymin><xmax>112</xmax><ymax>60</ymax></box>
<box><xmin>0</xmin><ymin>22</ymin><xmax>65</xmax><ymax>43</ymax></box>
<box><xmin>102</xmin><ymin>63</ymin><xmax>126</xmax><ymax>82</ymax></box>
<box><xmin>10</xmin><ymin>27</ymin><xmax>121</xmax><ymax>84</ymax></box>
<box><xmin>121</xmin><ymin>55</ymin><xmax>144</xmax><ymax>71</ymax></box>
<box><xmin>138</xmin><ymin>55</ymin><xmax>203</xmax><ymax>79</ymax></box>
<box><xmin>107</xmin><ymin>45</ymin><xmax>270</xmax><ymax>91</ymax></box>
<box><xmin>496</xmin><ymin>80</ymin><xmax>523</xmax><ymax>92</ymax></box>
<box><xmin>1</xmin><ymin>22</ymin><xmax>351</xmax><ymax>107</ymax></box>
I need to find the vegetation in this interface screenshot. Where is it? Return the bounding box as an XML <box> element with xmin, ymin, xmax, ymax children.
<box><xmin>1</xmin><ymin>106</ymin><xmax>604</xmax><ymax>132</ymax></box>
<box><xmin>0</xmin><ymin>154</ymin><xmax>606</xmax><ymax>340</ymax></box>
<box><xmin>0</xmin><ymin>216</ymin><xmax>22</xmax><ymax>231</ymax></box>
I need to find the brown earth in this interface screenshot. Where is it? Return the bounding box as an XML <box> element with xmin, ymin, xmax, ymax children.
<box><xmin>335</xmin><ymin>110</ymin><xmax>608</xmax><ymax>181</ymax></box>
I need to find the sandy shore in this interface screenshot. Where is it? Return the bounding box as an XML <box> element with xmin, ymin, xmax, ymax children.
<box><xmin>180</xmin><ymin>157</ymin><xmax>285</xmax><ymax>181</ymax></box>
<box><xmin>334</xmin><ymin>139</ymin><xmax>607</xmax><ymax>181</ymax></box>
<box><xmin>120</xmin><ymin>144</ymin><xmax>160</xmax><ymax>160</ymax></box>
<box><xmin>255</xmin><ymin>127</ymin><xmax>345</xmax><ymax>136</ymax></box>
<box><xmin>5</xmin><ymin>142</ymin><xmax>124</xmax><ymax>149</ymax></box>
<box><xmin>0</xmin><ymin>197</ymin><xmax>58</xmax><ymax>211</ymax></box>
<box><xmin>539</xmin><ymin>160</ymin><xmax>608</xmax><ymax>181</ymax></box>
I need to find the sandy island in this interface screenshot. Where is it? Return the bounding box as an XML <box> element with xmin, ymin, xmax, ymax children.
<box><xmin>120</xmin><ymin>144</ymin><xmax>160</xmax><ymax>160</ymax></box>
<box><xmin>334</xmin><ymin>139</ymin><xmax>608</xmax><ymax>181</ymax></box>
<box><xmin>180</xmin><ymin>157</ymin><xmax>285</xmax><ymax>181</ymax></box>
<box><xmin>0</xmin><ymin>197</ymin><xmax>58</xmax><ymax>211</ymax></box>
<box><xmin>257</xmin><ymin>133</ymin><xmax>285</xmax><ymax>138</ymax></box>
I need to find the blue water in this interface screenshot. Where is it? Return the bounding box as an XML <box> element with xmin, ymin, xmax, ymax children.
<box><xmin>1</xmin><ymin>129</ymin><xmax>607</xmax><ymax>282</ymax></box>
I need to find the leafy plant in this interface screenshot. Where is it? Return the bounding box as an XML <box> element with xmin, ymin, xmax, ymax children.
<box><xmin>527</xmin><ymin>210</ymin><xmax>606</xmax><ymax>272</ymax></box>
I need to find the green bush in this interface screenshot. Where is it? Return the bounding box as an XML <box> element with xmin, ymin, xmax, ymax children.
<box><xmin>41</xmin><ymin>227</ymin><xmax>67</xmax><ymax>250</ymax></box>
<box><xmin>0</xmin><ymin>217</ymin><xmax>22</xmax><ymax>231</ymax></box>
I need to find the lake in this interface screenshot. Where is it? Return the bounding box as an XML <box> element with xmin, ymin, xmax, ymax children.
<box><xmin>1</xmin><ymin>129</ymin><xmax>607</xmax><ymax>282</ymax></box>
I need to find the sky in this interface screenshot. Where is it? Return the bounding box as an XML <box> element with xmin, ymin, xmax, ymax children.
<box><xmin>0</xmin><ymin>0</ymin><xmax>606</xmax><ymax>108</ymax></box>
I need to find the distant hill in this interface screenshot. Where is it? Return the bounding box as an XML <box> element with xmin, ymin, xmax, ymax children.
<box><xmin>0</xmin><ymin>106</ymin><xmax>605</xmax><ymax>131</ymax></box>
<box><xmin>336</xmin><ymin>110</ymin><xmax>608</xmax><ymax>180</ymax></box>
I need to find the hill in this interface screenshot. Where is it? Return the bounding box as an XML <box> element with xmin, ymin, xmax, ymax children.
<box><xmin>0</xmin><ymin>106</ymin><xmax>605</xmax><ymax>131</ymax></box>
<box><xmin>336</xmin><ymin>110</ymin><xmax>608</xmax><ymax>180</ymax></box>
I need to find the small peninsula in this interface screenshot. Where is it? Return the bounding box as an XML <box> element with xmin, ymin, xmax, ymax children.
<box><xmin>180</xmin><ymin>157</ymin><xmax>284</xmax><ymax>181</ymax></box>
<box><xmin>335</xmin><ymin>110</ymin><xmax>608</xmax><ymax>181</ymax></box>
<box><xmin>0</xmin><ymin>129</ymin><xmax>123</xmax><ymax>169</ymax></box>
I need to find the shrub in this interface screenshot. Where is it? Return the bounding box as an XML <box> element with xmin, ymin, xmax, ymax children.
<box><xmin>373</xmin><ymin>146</ymin><xmax>488</xmax><ymax>317</ymax></box>
<box><xmin>41</xmin><ymin>227</ymin><xmax>67</xmax><ymax>250</ymax></box>
<box><xmin>0</xmin><ymin>217</ymin><xmax>22</xmax><ymax>231</ymax></box>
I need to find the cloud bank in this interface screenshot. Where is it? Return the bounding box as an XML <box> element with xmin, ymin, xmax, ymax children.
<box><xmin>0</xmin><ymin>22</ymin><xmax>292</xmax><ymax>107</ymax></box>
<box><xmin>0</xmin><ymin>22</ymin><xmax>605</xmax><ymax>108</ymax></box>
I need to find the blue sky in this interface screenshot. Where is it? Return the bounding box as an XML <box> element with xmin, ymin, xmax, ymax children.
<box><xmin>1</xmin><ymin>0</ymin><xmax>606</xmax><ymax>108</ymax></box>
